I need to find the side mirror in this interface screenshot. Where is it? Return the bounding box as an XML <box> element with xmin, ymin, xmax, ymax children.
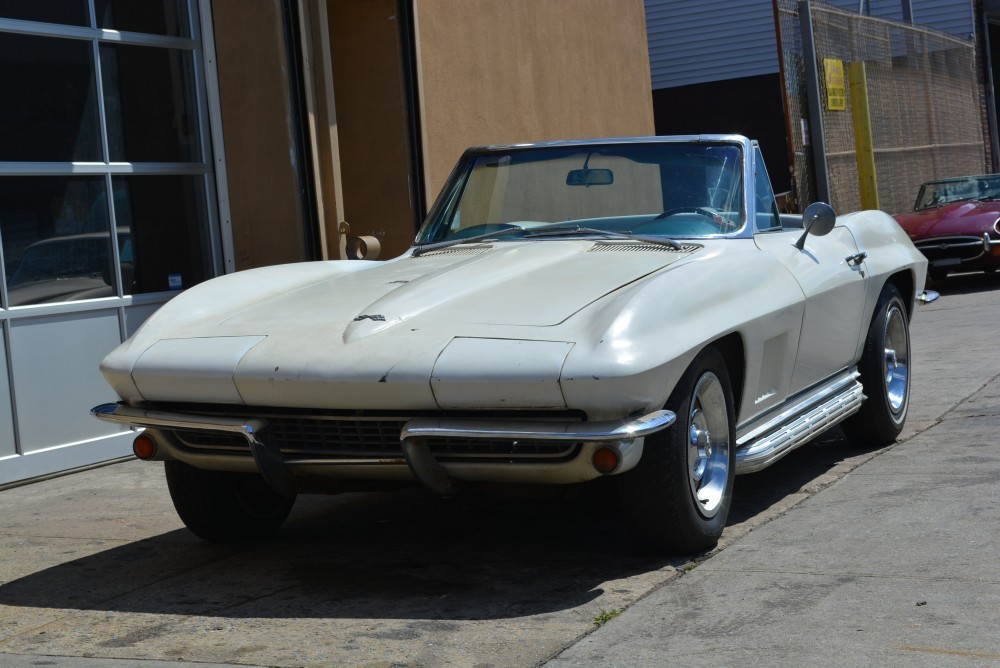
<box><xmin>794</xmin><ymin>202</ymin><xmax>837</xmax><ymax>250</ymax></box>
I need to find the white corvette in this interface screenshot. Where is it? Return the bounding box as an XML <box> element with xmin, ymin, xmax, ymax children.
<box><xmin>93</xmin><ymin>135</ymin><xmax>933</xmax><ymax>554</ymax></box>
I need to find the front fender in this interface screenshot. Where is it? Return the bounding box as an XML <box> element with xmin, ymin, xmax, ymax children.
<box><xmin>559</xmin><ymin>242</ymin><xmax>806</xmax><ymax>424</ymax></box>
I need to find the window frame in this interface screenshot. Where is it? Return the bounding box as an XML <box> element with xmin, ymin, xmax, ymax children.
<box><xmin>0</xmin><ymin>0</ymin><xmax>228</xmax><ymax>325</ymax></box>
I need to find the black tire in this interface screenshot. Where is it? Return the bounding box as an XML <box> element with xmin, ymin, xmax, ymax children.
<box><xmin>842</xmin><ymin>283</ymin><xmax>910</xmax><ymax>447</ymax></box>
<box><xmin>617</xmin><ymin>347</ymin><xmax>736</xmax><ymax>555</ymax></box>
<box><xmin>164</xmin><ymin>461</ymin><xmax>295</xmax><ymax>542</ymax></box>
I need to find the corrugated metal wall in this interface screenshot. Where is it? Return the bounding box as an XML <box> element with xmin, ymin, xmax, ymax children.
<box><xmin>825</xmin><ymin>0</ymin><xmax>975</xmax><ymax>38</ymax></box>
<box><xmin>645</xmin><ymin>0</ymin><xmax>780</xmax><ymax>89</ymax></box>
<box><xmin>645</xmin><ymin>0</ymin><xmax>976</xmax><ymax>90</ymax></box>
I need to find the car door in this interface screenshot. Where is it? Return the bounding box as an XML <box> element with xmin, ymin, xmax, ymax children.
<box><xmin>747</xmin><ymin>146</ymin><xmax>867</xmax><ymax>396</ymax></box>
<box><xmin>755</xmin><ymin>227</ymin><xmax>868</xmax><ymax>394</ymax></box>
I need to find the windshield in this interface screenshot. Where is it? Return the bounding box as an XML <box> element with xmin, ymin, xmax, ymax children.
<box><xmin>914</xmin><ymin>174</ymin><xmax>1000</xmax><ymax>210</ymax></box>
<box><xmin>417</xmin><ymin>142</ymin><xmax>745</xmax><ymax>245</ymax></box>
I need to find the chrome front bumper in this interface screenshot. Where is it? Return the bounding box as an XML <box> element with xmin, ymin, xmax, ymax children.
<box><xmin>92</xmin><ymin>403</ymin><xmax>675</xmax><ymax>496</ymax></box>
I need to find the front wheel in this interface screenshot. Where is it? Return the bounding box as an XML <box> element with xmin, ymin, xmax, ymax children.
<box><xmin>164</xmin><ymin>461</ymin><xmax>296</xmax><ymax>542</ymax></box>
<box><xmin>842</xmin><ymin>283</ymin><xmax>911</xmax><ymax>446</ymax></box>
<box><xmin>617</xmin><ymin>347</ymin><xmax>736</xmax><ymax>554</ymax></box>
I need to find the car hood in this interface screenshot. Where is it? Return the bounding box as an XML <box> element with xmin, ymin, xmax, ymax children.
<box><xmin>219</xmin><ymin>240</ymin><xmax>692</xmax><ymax>336</ymax></box>
<box><xmin>105</xmin><ymin>240</ymin><xmax>701</xmax><ymax>409</ymax></box>
<box><xmin>893</xmin><ymin>200</ymin><xmax>1000</xmax><ymax>238</ymax></box>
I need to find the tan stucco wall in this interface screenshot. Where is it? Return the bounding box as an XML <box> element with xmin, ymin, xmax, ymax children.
<box><xmin>213</xmin><ymin>0</ymin><xmax>307</xmax><ymax>270</ymax></box>
<box><xmin>412</xmin><ymin>0</ymin><xmax>654</xmax><ymax>204</ymax></box>
<box><xmin>327</xmin><ymin>0</ymin><xmax>418</xmax><ymax>260</ymax></box>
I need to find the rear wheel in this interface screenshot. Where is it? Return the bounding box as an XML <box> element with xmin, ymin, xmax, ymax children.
<box><xmin>164</xmin><ymin>461</ymin><xmax>295</xmax><ymax>542</ymax></box>
<box><xmin>842</xmin><ymin>283</ymin><xmax>910</xmax><ymax>446</ymax></box>
<box><xmin>618</xmin><ymin>347</ymin><xmax>735</xmax><ymax>554</ymax></box>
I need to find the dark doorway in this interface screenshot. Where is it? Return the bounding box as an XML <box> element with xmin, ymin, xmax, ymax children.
<box><xmin>651</xmin><ymin>73</ymin><xmax>792</xmax><ymax>195</ymax></box>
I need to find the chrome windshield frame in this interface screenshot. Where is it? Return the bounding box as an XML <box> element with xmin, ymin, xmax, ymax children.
<box><xmin>413</xmin><ymin>135</ymin><xmax>759</xmax><ymax>247</ymax></box>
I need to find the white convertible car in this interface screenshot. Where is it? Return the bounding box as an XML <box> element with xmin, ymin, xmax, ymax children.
<box><xmin>93</xmin><ymin>135</ymin><xmax>933</xmax><ymax>554</ymax></box>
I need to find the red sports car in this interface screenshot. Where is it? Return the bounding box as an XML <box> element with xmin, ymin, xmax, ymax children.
<box><xmin>893</xmin><ymin>174</ymin><xmax>1000</xmax><ymax>281</ymax></box>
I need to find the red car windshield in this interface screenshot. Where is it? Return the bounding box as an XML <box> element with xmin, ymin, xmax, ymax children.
<box><xmin>914</xmin><ymin>174</ymin><xmax>1000</xmax><ymax>210</ymax></box>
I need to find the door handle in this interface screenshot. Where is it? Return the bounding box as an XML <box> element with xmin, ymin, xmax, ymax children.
<box><xmin>845</xmin><ymin>252</ymin><xmax>867</xmax><ymax>266</ymax></box>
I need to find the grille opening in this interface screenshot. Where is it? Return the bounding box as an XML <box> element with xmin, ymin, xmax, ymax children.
<box><xmin>914</xmin><ymin>236</ymin><xmax>985</xmax><ymax>262</ymax></box>
<box><xmin>168</xmin><ymin>411</ymin><xmax>583</xmax><ymax>463</ymax></box>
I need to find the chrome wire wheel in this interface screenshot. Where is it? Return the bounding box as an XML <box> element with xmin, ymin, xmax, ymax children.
<box><xmin>882</xmin><ymin>303</ymin><xmax>910</xmax><ymax>417</ymax></box>
<box><xmin>617</xmin><ymin>346</ymin><xmax>734</xmax><ymax>554</ymax></box>
<box><xmin>686</xmin><ymin>371</ymin><xmax>730</xmax><ymax>519</ymax></box>
<box><xmin>842</xmin><ymin>284</ymin><xmax>911</xmax><ymax>447</ymax></box>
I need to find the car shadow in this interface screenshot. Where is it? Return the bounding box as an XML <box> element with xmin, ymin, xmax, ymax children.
<box><xmin>0</xmin><ymin>430</ymin><xmax>866</xmax><ymax>622</ymax></box>
<box><xmin>728</xmin><ymin>425</ymin><xmax>869</xmax><ymax>524</ymax></box>
<box><xmin>928</xmin><ymin>271</ymin><xmax>1000</xmax><ymax>296</ymax></box>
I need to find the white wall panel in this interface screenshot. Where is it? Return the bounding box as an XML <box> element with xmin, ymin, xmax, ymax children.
<box><xmin>0</xmin><ymin>328</ymin><xmax>14</xmax><ymax>458</ymax></box>
<box><xmin>125</xmin><ymin>302</ymin><xmax>165</xmax><ymax>337</ymax></box>
<box><xmin>9</xmin><ymin>310</ymin><xmax>127</xmax><ymax>453</ymax></box>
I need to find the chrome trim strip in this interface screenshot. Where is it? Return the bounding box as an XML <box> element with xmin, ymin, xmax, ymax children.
<box><xmin>913</xmin><ymin>238</ymin><xmax>984</xmax><ymax>248</ymax></box>
<box><xmin>93</xmin><ymin>404</ymin><xmax>676</xmax><ymax>444</ymax></box>
<box><xmin>916</xmin><ymin>290</ymin><xmax>940</xmax><ymax>304</ymax></box>
<box><xmin>736</xmin><ymin>370</ymin><xmax>860</xmax><ymax>446</ymax></box>
<box><xmin>91</xmin><ymin>403</ymin><xmax>295</xmax><ymax>496</ymax></box>
<box><xmin>92</xmin><ymin>403</ymin><xmax>266</xmax><ymax>435</ymax></box>
<box><xmin>92</xmin><ymin>404</ymin><xmax>676</xmax><ymax>496</ymax></box>
<box><xmin>735</xmin><ymin>379</ymin><xmax>864</xmax><ymax>474</ymax></box>
<box><xmin>400</xmin><ymin>410</ymin><xmax>676</xmax><ymax>442</ymax></box>
<box><xmin>397</xmin><ymin>410</ymin><xmax>673</xmax><ymax>496</ymax></box>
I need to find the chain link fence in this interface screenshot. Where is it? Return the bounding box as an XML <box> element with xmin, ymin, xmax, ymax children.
<box><xmin>775</xmin><ymin>0</ymin><xmax>991</xmax><ymax>215</ymax></box>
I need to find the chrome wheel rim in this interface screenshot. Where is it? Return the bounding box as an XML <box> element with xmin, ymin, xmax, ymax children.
<box><xmin>883</xmin><ymin>304</ymin><xmax>910</xmax><ymax>416</ymax></box>
<box><xmin>687</xmin><ymin>372</ymin><xmax>730</xmax><ymax>518</ymax></box>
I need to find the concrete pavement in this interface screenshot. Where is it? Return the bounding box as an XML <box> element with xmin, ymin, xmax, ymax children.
<box><xmin>547</xmin><ymin>275</ymin><xmax>1000</xmax><ymax>667</ymax></box>
<box><xmin>0</xmin><ymin>273</ymin><xmax>998</xmax><ymax>667</ymax></box>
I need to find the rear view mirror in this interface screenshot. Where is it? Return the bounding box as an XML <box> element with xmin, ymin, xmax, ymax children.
<box><xmin>566</xmin><ymin>168</ymin><xmax>614</xmax><ymax>186</ymax></box>
<box><xmin>794</xmin><ymin>202</ymin><xmax>837</xmax><ymax>249</ymax></box>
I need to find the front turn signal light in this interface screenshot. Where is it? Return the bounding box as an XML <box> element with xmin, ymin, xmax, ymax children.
<box><xmin>592</xmin><ymin>445</ymin><xmax>621</xmax><ymax>475</ymax></box>
<box><xmin>133</xmin><ymin>433</ymin><xmax>157</xmax><ymax>460</ymax></box>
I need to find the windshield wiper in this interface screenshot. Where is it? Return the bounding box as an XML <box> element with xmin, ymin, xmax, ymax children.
<box><xmin>524</xmin><ymin>225</ymin><xmax>683</xmax><ymax>250</ymax></box>
<box><xmin>411</xmin><ymin>226</ymin><xmax>525</xmax><ymax>257</ymax></box>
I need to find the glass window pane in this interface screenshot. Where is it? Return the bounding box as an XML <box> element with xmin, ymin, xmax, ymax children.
<box><xmin>753</xmin><ymin>147</ymin><xmax>781</xmax><ymax>230</ymax></box>
<box><xmin>0</xmin><ymin>33</ymin><xmax>101</xmax><ymax>162</ymax></box>
<box><xmin>94</xmin><ymin>0</ymin><xmax>189</xmax><ymax>37</ymax></box>
<box><xmin>112</xmin><ymin>175</ymin><xmax>212</xmax><ymax>294</ymax></box>
<box><xmin>1</xmin><ymin>177</ymin><xmax>116</xmax><ymax>307</ymax></box>
<box><xmin>0</xmin><ymin>1</ymin><xmax>89</xmax><ymax>26</ymax></box>
<box><xmin>101</xmin><ymin>44</ymin><xmax>201</xmax><ymax>162</ymax></box>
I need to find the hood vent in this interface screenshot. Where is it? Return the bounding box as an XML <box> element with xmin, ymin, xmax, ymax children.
<box><xmin>587</xmin><ymin>241</ymin><xmax>700</xmax><ymax>253</ymax></box>
<box><xmin>410</xmin><ymin>245</ymin><xmax>493</xmax><ymax>259</ymax></box>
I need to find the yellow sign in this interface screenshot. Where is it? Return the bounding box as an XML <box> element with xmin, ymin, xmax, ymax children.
<box><xmin>824</xmin><ymin>58</ymin><xmax>846</xmax><ymax>111</ymax></box>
